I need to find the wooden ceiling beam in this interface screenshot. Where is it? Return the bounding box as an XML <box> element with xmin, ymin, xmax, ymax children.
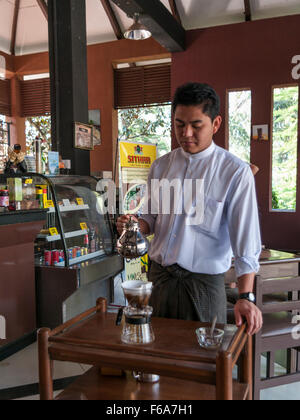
<box><xmin>244</xmin><ymin>0</ymin><xmax>252</xmax><ymax>22</ymax></box>
<box><xmin>168</xmin><ymin>0</ymin><xmax>182</xmax><ymax>25</ymax></box>
<box><xmin>10</xmin><ymin>0</ymin><xmax>20</xmax><ymax>55</ymax></box>
<box><xmin>100</xmin><ymin>0</ymin><xmax>123</xmax><ymax>40</ymax></box>
<box><xmin>36</xmin><ymin>0</ymin><xmax>48</xmax><ymax>21</ymax></box>
<box><xmin>111</xmin><ymin>0</ymin><xmax>185</xmax><ymax>52</ymax></box>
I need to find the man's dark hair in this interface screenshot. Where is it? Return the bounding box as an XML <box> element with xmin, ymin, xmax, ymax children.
<box><xmin>172</xmin><ymin>82</ymin><xmax>220</xmax><ymax>121</ymax></box>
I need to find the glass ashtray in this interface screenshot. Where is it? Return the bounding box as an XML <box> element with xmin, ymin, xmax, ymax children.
<box><xmin>195</xmin><ymin>327</ymin><xmax>224</xmax><ymax>350</ymax></box>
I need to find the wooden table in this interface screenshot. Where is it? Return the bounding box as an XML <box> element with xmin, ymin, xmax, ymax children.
<box><xmin>38</xmin><ymin>298</ymin><xmax>252</xmax><ymax>401</ymax></box>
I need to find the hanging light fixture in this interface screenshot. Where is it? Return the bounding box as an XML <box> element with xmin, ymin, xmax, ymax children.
<box><xmin>124</xmin><ymin>13</ymin><xmax>152</xmax><ymax>40</ymax></box>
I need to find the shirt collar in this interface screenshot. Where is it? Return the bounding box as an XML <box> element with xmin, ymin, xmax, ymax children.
<box><xmin>180</xmin><ymin>141</ymin><xmax>216</xmax><ymax>160</ymax></box>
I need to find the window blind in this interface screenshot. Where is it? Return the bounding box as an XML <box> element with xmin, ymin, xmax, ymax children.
<box><xmin>20</xmin><ymin>78</ymin><xmax>51</xmax><ymax>117</ymax></box>
<box><xmin>0</xmin><ymin>79</ymin><xmax>11</xmax><ymax>116</ymax></box>
<box><xmin>114</xmin><ymin>64</ymin><xmax>171</xmax><ymax>109</ymax></box>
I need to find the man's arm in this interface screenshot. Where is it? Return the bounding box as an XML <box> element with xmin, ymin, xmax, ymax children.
<box><xmin>235</xmin><ymin>272</ymin><xmax>263</xmax><ymax>336</ymax></box>
<box><xmin>226</xmin><ymin>166</ymin><xmax>263</xmax><ymax>335</ymax></box>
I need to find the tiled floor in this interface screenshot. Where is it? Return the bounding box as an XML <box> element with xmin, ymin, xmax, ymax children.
<box><xmin>1</xmin><ymin>274</ymin><xmax>299</xmax><ymax>400</ymax></box>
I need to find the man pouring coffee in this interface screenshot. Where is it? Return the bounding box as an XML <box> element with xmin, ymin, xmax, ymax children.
<box><xmin>117</xmin><ymin>82</ymin><xmax>262</xmax><ymax>336</ymax></box>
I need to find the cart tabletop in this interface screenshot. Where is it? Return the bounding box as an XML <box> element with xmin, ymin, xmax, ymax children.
<box><xmin>48</xmin><ymin>311</ymin><xmax>240</xmax><ymax>366</ymax></box>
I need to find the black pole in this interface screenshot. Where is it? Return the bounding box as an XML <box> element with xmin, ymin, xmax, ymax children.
<box><xmin>48</xmin><ymin>0</ymin><xmax>90</xmax><ymax>176</ymax></box>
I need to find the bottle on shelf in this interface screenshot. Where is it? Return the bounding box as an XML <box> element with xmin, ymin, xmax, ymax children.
<box><xmin>89</xmin><ymin>227</ymin><xmax>96</xmax><ymax>253</ymax></box>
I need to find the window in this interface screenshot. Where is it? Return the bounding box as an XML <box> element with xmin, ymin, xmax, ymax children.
<box><xmin>25</xmin><ymin>116</ymin><xmax>51</xmax><ymax>169</ymax></box>
<box><xmin>271</xmin><ymin>86</ymin><xmax>299</xmax><ymax>211</ymax></box>
<box><xmin>118</xmin><ymin>105</ymin><xmax>171</xmax><ymax>158</ymax></box>
<box><xmin>227</xmin><ymin>90</ymin><xmax>252</xmax><ymax>163</ymax></box>
<box><xmin>0</xmin><ymin>115</ymin><xmax>10</xmax><ymax>173</ymax></box>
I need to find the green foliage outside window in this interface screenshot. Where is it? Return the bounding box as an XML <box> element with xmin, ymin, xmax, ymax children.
<box><xmin>228</xmin><ymin>90</ymin><xmax>251</xmax><ymax>163</ymax></box>
<box><xmin>118</xmin><ymin>105</ymin><xmax>172</xmax><ymax>158</ymax></box>
<box><xmin>272</xmin><ymin>87</ymin><xmax>299</xmax><ymax>211</ymax></box>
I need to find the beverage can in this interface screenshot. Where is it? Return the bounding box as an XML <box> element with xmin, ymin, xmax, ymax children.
<box><xmin>68</xmin><ymin>248</ymin><xmax>73</xmax><ymax>260</ymax></box>
<box><xmin>76</xmin><ymin>247</ymin><xmax>81</xmax><ymax>257</ymax></box>
<box><xmin>52</xmin><ymin>250</ymin><xmax>60</xmax><ymax>265</ymax></box>
<box><xmin>72</xmin><ymin>247</ymin><xmax>77</xmax><ymax>259</ymax></box>
<box><xmin>58</xmin><ymin>250</ymin><xmax>65</xmax><ymax>262</ymax></box>
<box><xmin>44</xmin><ymin>250</ymin><xmax>52</xmax><ymax>266</ymax></box>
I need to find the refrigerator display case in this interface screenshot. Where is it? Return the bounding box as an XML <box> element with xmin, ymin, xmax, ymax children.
<box><xmin>0</xmin><ymin>172</ymin><xmax>124</xmax><ymax>329</ymax></box>
<box><xmin>34</xmin><ymin>174</ymin><xmax>123</xmax><ymax>328</ymax></box>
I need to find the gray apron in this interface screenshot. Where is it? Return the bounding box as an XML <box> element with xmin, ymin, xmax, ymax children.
<box><xmin>149</xmin><ymin>261</ymin><xmax>227</xmax><ymax>323</ymax></box>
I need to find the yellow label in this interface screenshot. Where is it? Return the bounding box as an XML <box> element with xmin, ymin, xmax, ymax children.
<box><xmin>46</xmin><ymin>200</ymin><xmax>54</xmax><ymax>208</ymax></box>
<box><xmin>25</xmin><ymin>179</ymin><xmax>33</xmax><ymax>184</ymax></box>
<box><xmin>80</xmin><ymin>222</ymin><xmax>88</xmax><ymax>231</ymax></box>
<box><xmin>49</xmin><ymin>227</ymin><xmax>59</xmax><ymax>236</ymax></box>
<box><xmin>76</xmin><ymin>198</ymin><xmax>84</xmax><ymax>205</ymax></box>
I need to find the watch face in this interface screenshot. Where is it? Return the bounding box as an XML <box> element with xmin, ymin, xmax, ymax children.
<box><xmin>249</xmin><ymin>293</ymin><xmax>255</xmax><ymax>302</ymax></box>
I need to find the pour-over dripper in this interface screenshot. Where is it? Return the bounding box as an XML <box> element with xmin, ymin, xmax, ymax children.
<box><xmin>121</xmin><ymin>280</ymin><xmax>152</xmax><ymax>309</ymax></box>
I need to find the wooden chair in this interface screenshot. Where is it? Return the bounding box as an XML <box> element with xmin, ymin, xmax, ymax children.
<box><xmin>253</xmin><ymin>275</ymin><xmax>300</xmax><ymax>400</ymax></box>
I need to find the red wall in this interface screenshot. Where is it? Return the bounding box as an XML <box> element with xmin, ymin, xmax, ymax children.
<box><xmin>172</xmin><ymin>14</ymin><xmax>300</xmax><ymax>250</ymax></box>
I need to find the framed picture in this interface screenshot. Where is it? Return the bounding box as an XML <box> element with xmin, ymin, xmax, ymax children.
<box><xmin>74</xmin><ymin>122</ymin><xmax>94</xmax><ymax>150</ymax></box>
<box><xmin>252</xmin><ymin>124</ymin><xmax>269</xmax><ymax>141</ymax></box>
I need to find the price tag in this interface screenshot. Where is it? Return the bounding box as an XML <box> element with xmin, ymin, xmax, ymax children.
<box><xmin>62</xmin><ymin>199</ymin><xmax>71</xmax><ymax>207</ymax></box>
<box><xmin>25</xmin><ymin>179</ymin><xmax>33</xmax><ymax>184</ymax></box>
<box><xmin>46</xmin><ymin>200</ymin><xmax>54</xmax><ymax>208</ymax></box>
<box><xmin>80</xmin><ymin>223</ymin><xmax>88</xmax><ymax>231</ymax></box>
<box><xmin>76</xmin><ymin>198</ymin><xmax>84</xmax><ymax>206</ymax></box>
<box><xmin>49</xmin><ymin>227</ymin><xmax>59</xmax><ymax>236</ymax></box>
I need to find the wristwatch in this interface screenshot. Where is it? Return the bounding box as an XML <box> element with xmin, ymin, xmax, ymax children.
<box><xmin>238</xmin><ymin>292</ymin><xmax>256</xmax><ymax>304</ymax></box>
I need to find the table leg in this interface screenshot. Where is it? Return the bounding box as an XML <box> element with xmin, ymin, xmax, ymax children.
<box><xmin>216</xmin><ymin>351</ymin><xmax>233</xmax><ymax>400</ymax></box>
<box><xmin>38</xmin><ymin>328</ymin><xmax>54</xmax><ymax>400</ymax></box>
<box><xmin>239</xmin><ymin>335</ymin><xmax>253</xmax><ymax>400</ymax></box>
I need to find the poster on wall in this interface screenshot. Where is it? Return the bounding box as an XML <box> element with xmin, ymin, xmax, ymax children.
<box><xmin>119</xmin><ymin>141</ymin><xmax>157</xmax><ymax>282</ymax></box>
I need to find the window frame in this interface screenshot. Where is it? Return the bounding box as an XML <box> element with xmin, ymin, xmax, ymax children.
<box><xmin>270</xmin><ymin>83</ymin><xmax>299</xmax><ymax>213</ymax></box>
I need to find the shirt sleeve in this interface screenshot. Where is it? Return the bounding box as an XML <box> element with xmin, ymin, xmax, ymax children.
<box><xmin>139</xmin><ymin>163</ymin><xmax>158</xmax><ymax>235</ymax></box>
<box><xmin>226</xmin><ymin>165</ymin><xmax>261</xmax><ymax>277</ymax></box>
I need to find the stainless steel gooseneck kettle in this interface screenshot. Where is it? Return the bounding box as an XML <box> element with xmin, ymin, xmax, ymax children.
<box><xmin>116</xmin><ymin>216</ymin><xmax>149</xmax><ymax>259</ymax></box>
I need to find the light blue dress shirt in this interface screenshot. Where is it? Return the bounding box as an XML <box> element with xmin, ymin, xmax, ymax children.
<box><xmin>140</xmin><ymin>141</ymin><xmax>261</xmax><ymax>277</ymax></box>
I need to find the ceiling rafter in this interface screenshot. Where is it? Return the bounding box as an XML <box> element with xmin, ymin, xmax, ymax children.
<box><xmin>10</xmin><ymin>0</ymin><xmax>20</xmax><ymax>55</ymax></box>
<box><xmin>244</xmin><ymin>0</ymin><xmax>252</xmax><ymax>21</ymax></box>
<box><xmin>100</xmin><ymin>0</ymin><xmax>123</xmax><ymax>40</ymax></box>
<box><xmin>36</xmin><ymin>0</ymin><xmax>48</xmax><ymax>21</ymax></box>
<box><xmin>168</xmin><ymin>0</ymin><xmax>182</xmax><ymax>25</ymax></box>
<box><xmin>111</xmin><ymin>0</ymin><xmax>185</xmax><ymax>52</ymax></box>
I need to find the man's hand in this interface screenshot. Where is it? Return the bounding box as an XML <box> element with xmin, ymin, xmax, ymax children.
<box><xmin>116</xmin><ymin>214</ymin><xmax>150</xmax><ymax>236</ymax></box>
<box><xmin>234</xmin><ymin>299</ymin><xmax>263</xmax><ymax>336</ymax></box>
<box><xmin>116</xmin><ymin>214</ymin><xmax>138</xmax><ymax>235</ymax></box>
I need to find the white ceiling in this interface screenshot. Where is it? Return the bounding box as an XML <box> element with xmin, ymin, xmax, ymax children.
<box><xmin>0</xmin><ymin>0</ymin><xmax>299</xmax><ymax>56</ymax></box>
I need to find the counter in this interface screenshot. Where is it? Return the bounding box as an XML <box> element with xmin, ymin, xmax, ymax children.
<box><xmin>0</xmin><ymin>209</ymin><xmax>47</xmax><ymax>360</ymax></box>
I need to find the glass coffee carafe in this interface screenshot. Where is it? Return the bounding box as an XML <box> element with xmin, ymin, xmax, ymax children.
<box><xmin>120</xmin><ymin>280</ymin><xmax>155</xmax><ymax>345</ymax></box>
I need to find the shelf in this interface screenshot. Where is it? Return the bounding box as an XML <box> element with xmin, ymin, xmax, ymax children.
<box><xmin>48</xmin><ymin>204</ymin><xmax>90</xmax><ymax>214</ymax></box>
<box><xmin>54</xmin><ymin>249</ymin><xmax>105</xmax><ymax>267</ymax></box>
<box><xmin>55</xmin><ymin>366</ymin><xmax>250</xmax><ymax>401</ymax></box>
<box><xmin>37</xmin><ymin>229</ymin><xmax>88</xmax><ymax>242</ymax></box>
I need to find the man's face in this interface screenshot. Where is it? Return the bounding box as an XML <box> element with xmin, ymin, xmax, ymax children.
<box><xmin>174</xmin><ymin>105</ymin><xmax>222</xmax><ymax>154</ymax></box>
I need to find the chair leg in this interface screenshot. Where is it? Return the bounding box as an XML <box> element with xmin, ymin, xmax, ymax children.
<box><xmin>266</xmin><ymin>351</ymin><xmax>275</xmax><ymax>378</ymax></box>
<box><xmin>253</xmin><ymin>334</ymin><xmax>262</xmax><ymax>401</ymax></box>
